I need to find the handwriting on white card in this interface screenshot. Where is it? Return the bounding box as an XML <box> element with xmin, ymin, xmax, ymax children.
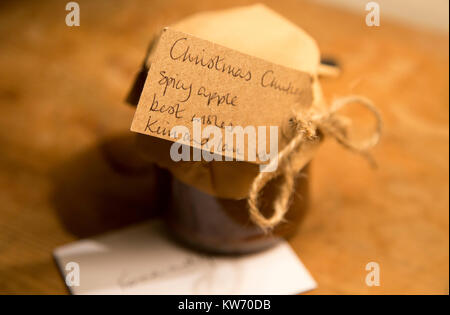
<box><xmin>54</xmin><ymin>221</ymin><xmax>316</xmax><ymax>295</ymax></box>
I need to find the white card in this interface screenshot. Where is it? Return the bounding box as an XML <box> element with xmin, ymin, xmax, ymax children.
<box><xmin>54</xmin><ymin>221</ymin><xmax>316</xmax><ymax>295</ymax></box>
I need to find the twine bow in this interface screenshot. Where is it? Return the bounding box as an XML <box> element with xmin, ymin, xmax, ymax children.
<box><xmin>247</xmin><ymin>95</ymin><xmax>382</xmax><ymax>231</ymax></box>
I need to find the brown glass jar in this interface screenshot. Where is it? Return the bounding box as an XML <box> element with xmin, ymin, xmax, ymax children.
<box><xmin>164</xmin><ymin>165</ymin><xmax>310</xmax><ymax>255</ymax></box>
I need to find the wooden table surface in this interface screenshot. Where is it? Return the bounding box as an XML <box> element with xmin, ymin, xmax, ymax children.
<box><xmin>0</xmin><ymin>0</ymin><xmax>448</xmax><ymax>294</ymax></box>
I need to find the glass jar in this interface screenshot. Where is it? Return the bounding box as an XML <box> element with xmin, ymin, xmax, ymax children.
<box><xmin>164</xmin><ymin>165</ymin><xmax>310</xmax><ymax>254</ymax></box>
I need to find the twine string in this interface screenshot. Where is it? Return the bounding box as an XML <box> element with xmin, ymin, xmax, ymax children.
<box><xmin>248</xmin><ymin>95</ymin><xmax>383</xmax><ymax>231</ymax></box>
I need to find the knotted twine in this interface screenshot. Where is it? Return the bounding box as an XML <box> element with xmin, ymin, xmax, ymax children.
<box><xmin>247</xmin><ymin>95</ymin><xmax>382</xmax><ymax>231</ymax></box>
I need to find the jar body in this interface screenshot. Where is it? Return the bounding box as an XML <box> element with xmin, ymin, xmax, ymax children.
<box><xmin>164</xmin><ymin>165</ymin><xmax>310</xmax><ymax>254</ymax></box>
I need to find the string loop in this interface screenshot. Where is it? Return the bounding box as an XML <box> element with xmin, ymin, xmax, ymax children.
<box><xmin>248</xmin><ymin>95</ymin><xmax>382</xmax><ymax>231</ymax></box>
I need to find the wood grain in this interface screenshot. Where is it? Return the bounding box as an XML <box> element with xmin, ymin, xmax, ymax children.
<box><xmin>0</xmin><ymin>0</ymin><xmax>448</xmax><ymax>294</ymax></box>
